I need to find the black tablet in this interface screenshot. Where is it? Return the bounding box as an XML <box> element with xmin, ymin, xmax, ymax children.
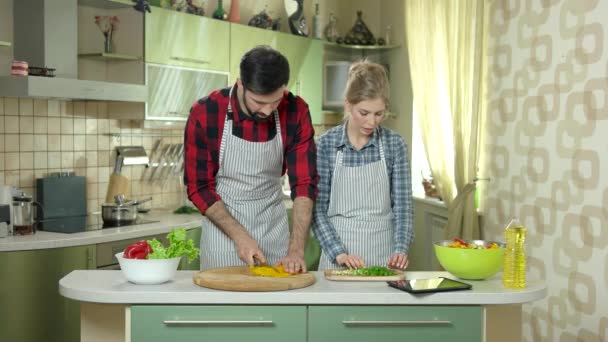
<box><xmin>387</xmin><ymin>277</ymin><xmax>472</xmax><ymax>294</ymax></box>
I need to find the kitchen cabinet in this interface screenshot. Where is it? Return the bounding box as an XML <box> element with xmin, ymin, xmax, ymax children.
<box><xmin>145</xmin><ymin>7</ymin><xmax>230</xmax><ymax>72</ymax></box>
<box><xmin>0</xmin><ymin>244</ymin><xmax>95</xmax><ymax>342</ymax></box>
<box><xmin>131</xmin><ymin>305</ymin><xmax>307</xmax><ymax>342</ymax></box>
<box><xmin>309</xmin><ymin>306</ymin><xmax>482</xmax><ymax>342</ymax></box>
<box><xmin>229</xmin><ymin>24</ymin><xmax>310</xmax><ymax>89</ymax></box>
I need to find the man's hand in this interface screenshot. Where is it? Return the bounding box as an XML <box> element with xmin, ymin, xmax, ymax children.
<box><xmin>387</xmin><ymin>253</ymin><xmax>409</xmax><ymax>270</ymax></box>
<box><xmin>234</xmin><ymin>233</ymin><xmax>266</xmax><ymax>266</ymax></box>
<box><xmin>336</xmin><ymin>253</ymin><xmax>365</xmax><ymax>269</ymax></box>
<box><xmin>278</xmin><ymin>252</ymin><xmax>306</xmax><ymax>274</ymax></box>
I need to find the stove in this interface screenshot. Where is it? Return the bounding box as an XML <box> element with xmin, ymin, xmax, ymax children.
<box><xmin>85</xmin><ymin>216</ymin><xmax>160</xmax><ymax>232</ymax></box>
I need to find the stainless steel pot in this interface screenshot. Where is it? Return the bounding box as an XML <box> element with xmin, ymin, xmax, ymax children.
<box><xmin>101</xmin><ymin>195</ymin><xmax>152</xmax><ymax>225</ymax></box>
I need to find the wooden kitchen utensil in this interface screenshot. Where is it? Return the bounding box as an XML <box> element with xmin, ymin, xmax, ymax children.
<box><xmin>324</xmin><ymin>269</ymin><xmax>405</xmax><ymax>282</ymax></box>
<box><xmin>193</xmin><ymin>266</ymin><xmax>316</xmax><ymax>291</ymax></box>
<box><xmin>105</xmin><ymin>173</ymin><xmax>130</xmax><ymax>204</ymax></box>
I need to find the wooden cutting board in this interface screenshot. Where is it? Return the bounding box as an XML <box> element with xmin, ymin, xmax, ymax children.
<box><xmin>324</xmin><ymin>269</ymin><xmax>406</xmax><ymax>282</ymax></box>
<box><xmin>193</xmin><ymin>266</ymin><xmax>316</xmax><ymax>292</ymax></box>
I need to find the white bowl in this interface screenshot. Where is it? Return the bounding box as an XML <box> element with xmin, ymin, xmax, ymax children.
<box><xmin>115</xmin><ymin>252</ymin><xmax>181</xmax><ymax>285</ymax></box>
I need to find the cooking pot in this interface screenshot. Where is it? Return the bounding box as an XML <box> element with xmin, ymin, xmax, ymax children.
<box><xmin>101</xmin><ymin>196</ymin><xmax>152</xmax><ymax>225</ymax></box>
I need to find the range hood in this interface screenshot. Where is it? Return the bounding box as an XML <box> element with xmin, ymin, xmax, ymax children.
<box><xmin>0</xmin><ymin>0</ymin><xmax>146</xmax><ymax>102</ymax></box>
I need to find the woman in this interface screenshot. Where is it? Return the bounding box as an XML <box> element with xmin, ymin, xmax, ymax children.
<box><xmin>313</xmin><ymin>60</ymin><xmax>413</xmax><ymax>270</ymax></box>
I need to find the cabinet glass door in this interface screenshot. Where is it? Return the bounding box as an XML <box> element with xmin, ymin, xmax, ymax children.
<box><xmin>146</xmin><ymin>63</ymin><xmax>229</xmax><ymax>121</ymax></box>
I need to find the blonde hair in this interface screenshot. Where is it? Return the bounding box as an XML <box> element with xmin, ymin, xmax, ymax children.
<box><xmin>343</xmin><ymin>60</ymin><xmax>390</xmax><ymax>109</ymax></box>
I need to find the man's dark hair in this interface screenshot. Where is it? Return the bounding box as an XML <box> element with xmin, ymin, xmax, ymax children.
<box><xmin>240</xmin><ymin>45</ymin><xmax>290</xmax><ymax>95</ymax></box>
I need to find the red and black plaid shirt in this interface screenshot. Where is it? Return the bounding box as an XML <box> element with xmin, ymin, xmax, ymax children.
<box><xmin>184</xmin><ymin>85</ymin><xmax>319</xmax><ymax>214</ymax></box>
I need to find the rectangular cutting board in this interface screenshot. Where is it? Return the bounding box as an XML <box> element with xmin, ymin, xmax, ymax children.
<box><xmin>324</xmin><ymin>269</ymin><xmax>406</xmax><ymax>281</ymax></box>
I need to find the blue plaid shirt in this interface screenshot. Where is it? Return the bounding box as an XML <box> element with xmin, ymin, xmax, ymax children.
<box><xmin>312</xmin><ymin>123</ymin><xmax>414</xmax><ymax>263</ymax></box>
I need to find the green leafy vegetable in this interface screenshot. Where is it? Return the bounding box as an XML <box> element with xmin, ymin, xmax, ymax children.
<box><xmin>173</xmin><ymin>206</ymin><xmax>200</xmax><ymax>214</ymax></box>
<box><xmin>147</xmin><ymin>228</ymin><xmax>200</xmax><ymax>263</ymax></box>
<box><xmin>334</xmin><ymin>266</ymin><xmax>396</xmax><ymax>276</ymax></box>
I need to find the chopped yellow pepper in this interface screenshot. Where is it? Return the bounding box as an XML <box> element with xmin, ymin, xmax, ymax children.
<box><xmin>249</xmin><ymin>264</ymin><xmax>291</xmax><ymax>277</ymax></box>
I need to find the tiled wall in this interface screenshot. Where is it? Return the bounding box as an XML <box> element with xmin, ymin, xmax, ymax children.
<box><xmin>0</xmin><ymin>97</ymin><xmax>186</xmax><ymax>214</ymax></box>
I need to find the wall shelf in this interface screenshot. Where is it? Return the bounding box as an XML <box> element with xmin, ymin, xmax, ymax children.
<box><xmin>78</xmin><ymin>0</ymin><xmax>133</xmax><ymax>9</ymax></box>
<box><xmin>0</xmin><ymin>41</ymin><xmax>11</xmax><ymax>47</ymax></box>
<box><xmin>323</xmin><ymin>42</ymin><xmax>401</xmax><ymax>50</ymax></box>
<box><xmin>78</xmin><ymin>52</ymin><xmax>142</xmax><ymax>61</ymax></box>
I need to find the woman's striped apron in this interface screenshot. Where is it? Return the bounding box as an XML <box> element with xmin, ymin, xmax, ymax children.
<box><xmin>200</xmin><ymin>88</ymin><xmax>289</xmax><ymax>270</ymax></box>
<box><xmin>318</xmin><ymin>132</ymin><xmax>394</xmax><ymax>270</ymax></box>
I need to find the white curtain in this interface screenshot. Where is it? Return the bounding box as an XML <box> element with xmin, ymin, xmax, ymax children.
<box><xmin>405</xmin><ymin>0</ymin><xmax>486</xmax><ymax>239</ymax></box>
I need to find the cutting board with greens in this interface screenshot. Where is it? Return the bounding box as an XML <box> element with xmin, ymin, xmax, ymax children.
<box><xmin>324</xmin><ymin>266</ymin><xmax>405</xmax><ymax>281</ymax></box>
<box><xmin>193</xmin><ymin>266</ymin><xmax>316</xmax><ymax>291</ymax></box>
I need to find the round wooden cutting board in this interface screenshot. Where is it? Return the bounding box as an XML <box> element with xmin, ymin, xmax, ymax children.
<box><xmin>193</xmin><ymin>266</ymin><xmax>316</xmax><ymax>292</ymax></box>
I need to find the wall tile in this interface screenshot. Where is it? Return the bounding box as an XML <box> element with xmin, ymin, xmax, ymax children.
<box><xmin>34</xmin><ymin>135</ymin><xmax>47</xmax><ymax>152</ymax></box>
<box><xmin>19</xmin><ymin>134</ymin><xmax>34</xmax><ymax>152</ymax></box>
<box><xmin>5</xmin><ymin>170</ymin><xmax>19</xmax><ymax>187</ymax></box>
<box><xmin>0</xmin><ymin>152</ymin><xmax>4</xmax><ymax>171</ymax></box>
<box><xmin>5</xmin><ymin>152</ymin><xmax>19</xmax><ymax>170</ymax></box>
<box><xmin>61</xmin><ymin>118</ymin><xmax>74</xmax><ymax>134</ymax></box>
<box><xmin>47</xmin><ymin>135</ymin><xmax>61</xmax><ymax>151</ymax></box>
<box><xmin>47</xmin><ymin>118</ymin><xmax>61</xmax><ymax>134</ymax></box>
<box><xmin>74</xmin><ymin>118</ymin><xmax>86</xmax><ymax>133</ymax></box>
<box><xmin>34</xmin><ymin>152</ymin><xmax>48</xmax><ymax>169</ymax></box>
<box><xmin>85</xmin><ymin>135</ymin><xmax>98</xmax><ymax>150</ymax></box>
<box><xmin>33</xmin><ymin>99</ymin><xmax>48</xmax><ymax>117</ymax></box>
<box><xmin>19</xmin><ymin>99</ymin><xmax>33</xmax><ymax>116</ymax></box>
<box><xmin>86</xmin><ymin>102</ymin><xmax>97</xmax><ymax>117</ymax></box>
<box><xmin>98</xmin><ymin>102</ymin><xmax>108</xmax><ymax>118</ymax></box>
<box><xmin>74</xmin><ymin>151</ymin><xmax>86</xmax><ymax>168</ymax></box>
<box><xmin>5</xmin><ymin>116</ymin><xmax>19</xmax><ymax>132</ymax></box>
<box><xmin>98</xmin><ymin>151</ymin><xmax>110</xmax><ymax>166</ymax></box>
<box><xmin>85</xmin><ymin>151</ymin><xmax>98</xmax><ymax>167</ymax></box>
<box><xmin>87</xmin><ymin>183</ymin><xmax>98</xmax><ymax>200</ymax></box>
<box><xmin>86</xmin><ymin>167</ymin><xmax>99</xmax><ymax>182</ymax></box>
<box><xmin>5</xmin><ymin>134</ymin><xmax>19</xmax><ymax>152</ymax></box>
<box><xmin>61</xmin><ymin>151</ymin><xmax>74</xmax><ymax>168</ymax></box>
<box><xmin>86</xmin><ymin>118</ymin><xmax>98</xmax><ymax>134</ymax></box>
<box><xmin>47</xmin><ymin>100</ymin><xmax>60</xmax><ymax>117</ymax></box>
<box><xmin>0</xmin><ymin>134</ymin><xmax>3</xmax><ymax>152</ymax></box>
<box><xmin>47</xmin><ymin>151</ymin><xmax>61</xmax><ymax>169</ymax></box>
<box><xmin>4</xmin><ymin>98</ymin><xmax>19</xmax><ymax>116</ymax></box>
<box><xmin>61</xmin><ymin>135</ymin><xmax>74</xmax><ymax>151</ymax></box>
<box><xmin>0</xmin><ymin>97</ymin><xmax>4</xmax><ymax>115</ymax></box>
<box><xmin>72</xmin><ymin>101</ymin><xmax>84</xmax><ymax>117</ymax></box>
<box><xmin>20</xmin><ymin>152</ymin><xmax>34</xmax><ymax>169</ymax></box>
<box><xmin>19</xmin><ymin>169</ymin><xmax>35</xmax><ymax>188</ymax></box>
<box><xmin>98</xmin><ymin>135</ymin><xmax>110</xmax><ymax>150</ymax></box>
<box><xmin>34</xmin><ymin>117</ymin><xmax>48</xmax><ymax>134</ymax></box>
<box><xmin>19</xmin><ymin>116</ymin><xmax>34</xmax><ymax>134</ymax></box>
<box><xmin>74</xmin><ymin>135</ymin><xmax>86</xmax><ymax>151</ymax></box>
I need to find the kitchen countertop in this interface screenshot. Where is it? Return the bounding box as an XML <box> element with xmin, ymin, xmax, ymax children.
<box><xmin>0</xmin><ymin>211</ymin><xmax>201</xmax><ymax>252</ymax></box>
<box><xmin>59</xmin><ymin>270</ymin><xmax>547</xmax><ymax>305</ymax></box>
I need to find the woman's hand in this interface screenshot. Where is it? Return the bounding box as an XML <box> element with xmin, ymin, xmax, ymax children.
<box><xmin>336</xmin><ymin>253</ymin><xmax>365</xmax><ymax>269</ymax></box>
<box><xmin>387</xmin><ymin>253</ymin><xmax>409</xmax><ymax>270</ymax></box>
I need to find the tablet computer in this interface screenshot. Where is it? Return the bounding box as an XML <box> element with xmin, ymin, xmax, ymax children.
<box><xmin>387</xmin><ymin>277</ymin><xmax>472</xmax><ymax>294</ymax></box>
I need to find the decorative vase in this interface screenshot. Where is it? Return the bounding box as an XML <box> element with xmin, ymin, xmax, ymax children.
<box><xmin>213</xmin><ymin>0</ymin><xmax>226</xmax><ymax>20</ymax></box>
<box><xmin>104</xmin><ymin>33</ymin><xmax>113</xmax><ymax>53</ymax></box>
<box><xmin>288</xmin><ymin>0</ymin><xmax>308</xmax><ymax>36</ymax></box>
<box><xmin>227</xmin><ymin>0</ymin><xmax>240</xmax><ymax>23</ymax></box>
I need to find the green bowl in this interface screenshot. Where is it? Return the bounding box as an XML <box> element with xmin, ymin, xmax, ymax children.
<box><xmin>433</xmin><ymin>240</ymin><xmax>505</xmax><ymax>280</ymax></box>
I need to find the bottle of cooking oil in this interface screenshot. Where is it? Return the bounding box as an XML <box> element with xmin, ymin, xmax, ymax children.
<box><xmin>503</xmin><ymin>218</ymin><xmax>527</xmax><ymax>289</ymax></box>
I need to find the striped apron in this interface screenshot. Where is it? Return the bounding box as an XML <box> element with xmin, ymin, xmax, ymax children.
<box><xmin>318</xmin><ymin>132</ymin><xmax>395</xmax><ymax>270</ymax></box>
<box><xmin>200</xmin><ymin>88</ymin><xmax>289</xmax><ymax>270</ymax></box>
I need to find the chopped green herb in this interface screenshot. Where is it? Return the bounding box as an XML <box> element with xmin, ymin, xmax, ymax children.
<box><xmin>334</xmin><ymin>266</ymin><xmax>396</xmax><ymax>276</ymax></box>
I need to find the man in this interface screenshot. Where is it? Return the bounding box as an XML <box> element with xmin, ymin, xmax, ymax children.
<box><xmin>184</xmin><ymin>46</ymin><xmax>318</xmax><ymax>273</ymax></box>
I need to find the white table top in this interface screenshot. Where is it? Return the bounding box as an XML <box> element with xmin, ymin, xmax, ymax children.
<box><xmin>0</xmin><ymin>211</ymin><xmax>201</xmax><ymax>252</ymax></box>
<box><xmin>59</xmin><ymin>270</ymin><xmax>547</xmax><ymax>305</ymax></box>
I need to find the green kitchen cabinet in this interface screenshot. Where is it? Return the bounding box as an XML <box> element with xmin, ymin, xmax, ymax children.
<box><xmin>145</xmin><ymin>7</ymin><xmax>230</xmax><ymax>71</ymax></box>
<box><xmin>308</xmin><ymin>306</ymin><xmax>482</xmax><ymax>342</ymax></box>
<box><xmin>229</xmin><ymin>24</ymin><xmax>311</xmax><ymax>88</ymax></box>
<box><xmin>292</xmin><ymin>39</ymin><xmax>323</xmax><ymax>124</ymax></box>
<box><xmin>131</xmin><ymin>305</ymin><xmax>307</xmax><ymax>342</ymax></box>
<box><xmin>0</xmin><ymin>245</ymin><xmax>95</xmax><ymax>342</ymax></box>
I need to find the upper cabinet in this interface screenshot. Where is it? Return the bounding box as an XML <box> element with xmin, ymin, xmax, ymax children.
<box><xmin>229</xmin><ymin>24</ymin><xmax>311</xmax><ymax>87</ymax></box>
<box><xmin>146</xmin><ymin>7</ymin><xmax>230</xmax><ymax>72</ymax></box>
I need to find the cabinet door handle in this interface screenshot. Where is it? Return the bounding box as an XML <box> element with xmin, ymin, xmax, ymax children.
<box><xmin>169</xmin><ymin>56</ymin><xmax>210</xmax><ymax>64</ymax></box>
<box><xmin>163</xmin><ymin>320</ymin><xmax>274</xmax><ymax>327</ymax></box>
<box><xmin>342</xmin><ymin>320</ymin><xmax>452</xmax><ymax>327</ymax></box>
